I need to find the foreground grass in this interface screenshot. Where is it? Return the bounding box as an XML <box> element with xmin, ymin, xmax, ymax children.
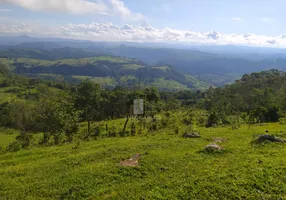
<box><xmin>1</xmin><ymin>124</ymin><xmax>286</xmax><ymax>199</ymax></box>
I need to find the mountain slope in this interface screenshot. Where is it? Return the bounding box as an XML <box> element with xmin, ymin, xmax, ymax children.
<box><xmin>3</xmin><ymin>41</ymin><xmax>286</xmax><ymax>87</ymax></box>
<box><xmin>0</xmin><ymin>56</ymin><xmax>207</xmax><ymax>91</ymax></box>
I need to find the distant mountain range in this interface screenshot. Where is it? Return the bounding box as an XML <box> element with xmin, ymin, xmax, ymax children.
<box><xmin>1</xmin><ymin>35</ymin><xmax>286</xmax><ymax>89</ymax></box>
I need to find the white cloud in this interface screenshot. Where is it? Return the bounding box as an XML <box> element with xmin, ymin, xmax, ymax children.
<box><xmin>0</xmin><ymin>23</ymin><xmax>32</xmax><ymax>33</ymax></box>
<box><xmin>266</xmin><ymin>39</ymin><xmax>276</xmax><ymax>44</ymax></box>
<box><xmin>109</xmin><ymin>0</ymin><xmax>143</xmax><ymax>20</ymax></box>
<box><xmin>0</xmin><ymin>0</ymin><xmax>108</xmax><ymax>14</ymax></box>
<box><xmin>57</xmin><ymin>21</ymin><xmax>286</xmax><ymax>47</ymax></box>
<box><xmin>207</xmin><ymin>31</ymin><xmax>221</xmax><ymax>40</ymax></box>
<box><xmin>2</xmin><ymin>20</ymin><xmax>286</xmax><ymax>47</ymax></box>
<box><xmin>232</xmin><ymin>18</ymin><xmax>243</xmax><ymax>21</ymax></box>
<box><xmin>0</xmin><ymin>0</ymin><xmax>144</xmax><ymax>19</ymax></box>
<box><xmin>281</xmin><ymin>34</ymin><xmax>286</xmax><ymax>39</ymax></box>
<box><xmin>0</xmin><ymin>8</ymin><xmax>11</xmax><ymax>12</ymax></box>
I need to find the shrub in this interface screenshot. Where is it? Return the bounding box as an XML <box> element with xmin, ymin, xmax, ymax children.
<box><xmin>108</xmin><ymin>126</ymin><xmax>117</xmax><ymax>137</ymax></box>
<box><xmin>6</xmin><ymin>141</ymin><xmax>22</xmax><ymax>152</ymax></box>
<box><xmin>206</xmin><ymin>112</ymin><xmax>221</xmax><ymax>127</ymax></box>
<box><xmin>279</xmin><ymin>118</ymin><xmax>286</xmax><ymax>124</ymax></box>
<box><xmin>174</xmin><ymin>126</ymin><xmax>180</xmax><ymax>134</ymax></box>
<box><xmin>130</xmin><ymin>123</ymin><xmax>136</xmax><ymax>136</ymax></box>
<box><xmin>16</xmin><ymin>132</ymin><xmax>33</xmax><ymax>148</ymax></box>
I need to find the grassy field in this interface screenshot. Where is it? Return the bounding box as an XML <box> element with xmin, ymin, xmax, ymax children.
<box><xmin>149</xmin><ymin>78</ymin><xmax>189</xmax><ymax>91</ymax></box>
<box><xmin>72</xmin><ymin>76</ymin><xmax>116</xmax><ymax>86</ymax></box>
<box><xmin>120</xmin><ymin>64</ymin><xmax>145</xmax><ymax>70</ymax></box>
<box><xmin>0</xmin><ymin>56</ymin><xmax>135</xmax><ymax>68</ymax></box>
<box><xmin>0</xmin><ymin>129</ymin><xmax>18</xmax><ymax>146</ymax></box>
<box><xmin>1</xmin><ymin>122</ymin><xmax>286</xmax><ymax>199</ymax></box>
<box><xmin>152</xmin><ymin>66</ymin><xmax>171</xmax><ymax>72</ymax></box>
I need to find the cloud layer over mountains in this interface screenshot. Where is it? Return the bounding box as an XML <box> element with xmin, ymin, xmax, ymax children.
<box><xmin>59</xmin><ymin>21</ymin><xmax>286</xmax><ymax>46</ymax></box>
<box><xmin>1</xmin><ymin>0</ymin><xmax>286</xmax><ymax>47</ymax></box>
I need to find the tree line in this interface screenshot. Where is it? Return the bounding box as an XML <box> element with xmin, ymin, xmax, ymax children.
<box><xmin>1</xmin><ymin>65</ymin><xmax>286</xmax><ymax>150</ymax></box>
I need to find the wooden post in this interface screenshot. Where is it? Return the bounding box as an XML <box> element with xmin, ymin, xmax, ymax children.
<box><xmin>122</xmin><ymin>117</ymin><xmax>129</xmax><ymax>132</ymax></box>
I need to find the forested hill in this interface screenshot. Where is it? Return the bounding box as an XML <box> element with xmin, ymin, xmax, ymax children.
<box><xmin>185</xmin><ymin>69</ymin><xmax>286</xmax><ymax>125</ymax></box>
<box><xmin>0</xmin><ymin>56</ymin><xmax>210</xmax><ymax>91</ymax></box>
<box><xmin>3</xmin><ymin>41</ymin><xmax>286</xmax><ymax>87</ymax></box>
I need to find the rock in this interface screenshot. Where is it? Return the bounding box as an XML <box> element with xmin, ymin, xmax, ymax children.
<box><xmin>120</xmin><ymin>154</ymin><xmax>141</xmax><ymax>167</ymax></box>
<box><xmin>255</xmin><ymin>134</ymin><xmax>286</xmax><ymax>143</ymax></box>
<box><xmin>204</xmin><ymin>143</ymin><xmax>224</xmax><ymax>152</ymax></box>
<box><xmin>183</xmin><ymin>132</ymin><xmax>201</xmax><ymax>138</ymax></box>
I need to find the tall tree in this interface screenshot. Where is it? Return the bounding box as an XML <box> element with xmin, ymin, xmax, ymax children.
<box><xmin>38</xmin><ymin>91</ymin><xmax>79</xmax><ymax>144</ymax></box>
<box><xmin>75</xmin><ymin>80</ymin><xmax>102</xmax><ymax>133</ymax></box>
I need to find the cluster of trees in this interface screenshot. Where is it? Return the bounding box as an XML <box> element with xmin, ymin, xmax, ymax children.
<box><xmin>0</xmin><ymin>70</ymin><xmax>168</xmax><ymax>149</ymax></box>
<box><xmin>2</xmin><ymin>62</ymin><xmax>286</xmax><ymax>150</ymax></box>
<box><xmin>178</xmin><ymin>70</ymin><xmax>286</xmax><ymax>126</ymax></box>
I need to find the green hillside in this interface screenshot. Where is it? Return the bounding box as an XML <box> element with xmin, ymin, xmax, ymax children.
<box><xmin>2</xmin><ymin>62</ymin><xmax>286</xmax><ymax>199</ymax></box>
<box><xmin>1</xmin><ymin>122</ymin><xmax>286</xmax><ymax>199</ymax></box>
<box><xmin>0</xmin><ymin>56</ymin><xmax>208</xmax><ymax>91</ymax></box>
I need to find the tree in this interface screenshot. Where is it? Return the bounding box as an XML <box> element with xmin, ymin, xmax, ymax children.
<box><xmin>38</xmin><ymin>91</ymin><xmax>79</xmax><ymax>144</ymax></box>
<box><xmin>249</xmin><ymin>106</ymin><xmax>268</xmax><ymax>123</ymax></box>
<box><xmin>7</xmin><ymin>100</ymin><xmax>37</xmax><ymax>132</ymax></box>
<box><xmin>6</xmin><ymin>100</ymin><xmax>37</xmax><ymax>148</ymax></box>
<box><xmin>75</xmin><ymin>80</ymin><xmax>102</xmax><ymax>133</ymax></box>
<box><xmin>144</xmin><ymin>87</ymin><xmax>160</xmax><ymax>103</ymax></box>
<box><xmin>206</xmin><ymin>112</ymin><xmax>220</xmax><ymax>127</ymax></box>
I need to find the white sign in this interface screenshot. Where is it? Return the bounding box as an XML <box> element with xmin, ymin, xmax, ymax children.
<box><xmin>133</xmin><ymin>99</ymin><xmax>144</xmax><ymax>115</ymax></box>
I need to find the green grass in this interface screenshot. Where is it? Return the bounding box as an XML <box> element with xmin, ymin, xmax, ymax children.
<box><xmin>152</xmin><ymin>66</ymin><xmax>171</xmax><ymax>72</ymax></box>
<box><xmin>1</xmin><ymin>122</ymin><xmax>286</xmax><ymax>199</ymax></box>
<box><xmin>0</xmin><ymin>92</ymin><xmax>17</xmax><ymax>103</ymax></box>
<box><xmin>185</xmin><ymin>74</ymin><xmax>211</xmax><ymax>90</ymax></box>
<box><xmin>119</xmin><ymin>75</ymin><xmax>138</xmax><ymax>84</ymax></box>
<box><xmin>0</xmin><ymin>129</ymin><xmax>18</xmax><ymax>146</ymax></box>
<box><xmin>0</xmin><ymin>56</ymin><xmax>135</xmax><ymax>69</ymax></box>
<box><xmin>149</xmin><ymin>78</ymin><xmax>189</xmax><ymax>90</ymax></box>
<box><xmin>72</xmin><ymin>76</ymin><xmax>116</xmax><ymax>86</ymax></box>
<box><xmin>120</xmin><ymin>64</ymin><xmax>145</xmax><ymax>70</ymax></box>
<box><xmin>196</xmin><ymin>73</ymin><xmax>240</xmax><ymax>87</ymax></box>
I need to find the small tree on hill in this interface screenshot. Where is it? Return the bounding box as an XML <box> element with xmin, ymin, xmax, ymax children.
<box><xmin>75</xmin><ymin>80</ymin><xmax>102</xmax><ymax>133</ymax></box>
<box><xmin>38</xmin><ymin>91</ymin><xmax>79</xmax><ymax>145</ymax></box>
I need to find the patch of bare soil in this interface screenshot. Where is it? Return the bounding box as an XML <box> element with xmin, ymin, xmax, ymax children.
<box><xmin>120</xmin><ymin>154</ymin><xmax>141</xmax><ymax>167</ymax></box>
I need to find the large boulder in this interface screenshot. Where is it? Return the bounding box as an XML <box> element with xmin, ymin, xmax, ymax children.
<box><xmin>204</xmin><ymin>143</ymin><xmax>224</xmax><ymax>152</ymax></box>
<box><xmin>255</xmin><ymin>134</ymin><xmax>286</xmax><ymax>144</ymax></box>
<box><xmin>183</xmin><ymin>132</ymin><xmax>201</xmax><ymax>138</ymax></box>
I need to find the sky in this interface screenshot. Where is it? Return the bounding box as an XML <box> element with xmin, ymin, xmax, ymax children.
<box><xmin>0</xmin><ymin>0</ymin><xmax>286</xmax><ymax>47</ymax></box>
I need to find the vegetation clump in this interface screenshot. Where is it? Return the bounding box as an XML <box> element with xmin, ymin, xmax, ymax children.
<box><xmin>183</xmin><ymin>132</ymin><xmax>201</xmax><ymax>138</ymax></box>
<box><xmin>255</xmin><ymin>134</ymin><xmax>286</xmax><ymax>144</ymax></box>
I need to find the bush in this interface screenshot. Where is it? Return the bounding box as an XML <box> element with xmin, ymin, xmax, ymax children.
<box><xmin>206</xmin><ymin>112</ymin><xmax>221</xmax><ymax>127</ymax></box>
<box><xmin>279</xmin><ymin>118</ymin><xmax>286</xmax><ymax>124</ymax></box>
<box><xmin>16</xmin><ymin>132</ymin><xmax>33</xmax><ymax>148</ymax></box>
<box><xmin>130</xmin><ymin>123</ymin><xmax>136</xmax><ymax>136</ymax></box>
<box><xmin>6</xmin><ymin>141</ymin><xmax>22</xmax><ymax>152</ymax></box>
<box><xmin>226</xmin><ymin>115</ymin><xmax>241</xmax><ymax>130</ymax></box>
<box><xmin>174</xmin><ymin>126</ymin><xmax>180</xmax><ymax>134</ymax></box>
<box><xmin>108</xmin><ymin>126</ymin><xmax>117</xmax><ymax>137</ymax></box>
